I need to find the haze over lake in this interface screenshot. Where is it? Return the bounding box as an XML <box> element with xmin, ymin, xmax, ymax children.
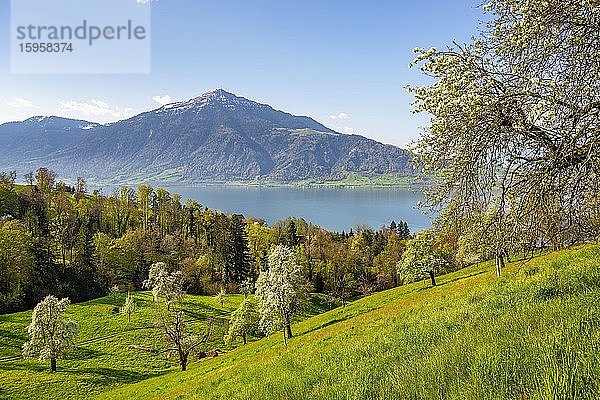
<box><xmin>164</xmin><ymin>186</ymin><xmax>431</xmax><ymax>233</ymax></box>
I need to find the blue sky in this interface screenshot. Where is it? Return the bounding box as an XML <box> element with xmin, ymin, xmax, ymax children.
<box><xmin>0</xmin><ymin>0</ymin><xmax>485</xmax><ymax>147</ymax></box>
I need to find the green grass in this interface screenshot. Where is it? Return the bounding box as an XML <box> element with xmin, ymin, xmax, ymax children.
<box><xmin>111</xmin><ymin>167</ymin><xmax>185</xmax><ymax>185</ymax></box>
<box><xmin>0</xmin><ymin>292</ymin><xmax>335</xmax><ymax>400</ymax></box>
<box><xmin>2</xmin><ymin>246</ymin><xmax>600</xmax><ymax>399</ymax></box>
<box><xmin>287</xmin><ymin>128</ymin><xmax>338</xmax><ymax>137</ymax></box>
<box><xmin>295</xmin><ymin>172</ymin><xmax>417</xmax><ymax>188</ymax></box>
<box><xmin>99</xmin><ymin>246</ymin><xmax>600</xmax><ymax>399</ymax></box>
<box><xmin>74</xmin><ymin>172</ymin><xmax>420</xmax><ymax>188</ymax></box>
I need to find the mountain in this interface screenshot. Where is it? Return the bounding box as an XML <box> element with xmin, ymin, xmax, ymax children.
<box><xmin>0</xmin><ymin>89</ymin><xmax>414</xmax><ymax>184</ymax></box>
<box><xmin>0</xmin><ymin>116</ymin><xmax>96</xmax><ymax>167</ymax></box>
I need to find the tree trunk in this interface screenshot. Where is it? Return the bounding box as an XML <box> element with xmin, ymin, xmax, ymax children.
<box><xmin>429</xmin><ymin>271</ymin><xmax>436</xmax><ymax>286</ymax></box>
<box><xmin>285</xmin><ymin>323</ymin><xmax>293</xmax><ymax>339</ymax></box>
<box><xmin>495</xmin><ymin>255</ymin><xmax>501</xmax><ymax>277</ymax></box>
<box><xmin>180</xmin><ymin>353</ymin><xmax>187</xmax><ymax>371</ymax></box>
<box><xmin>242</xmin><ymin>333</ymin><xmax>247</xmax><ymax>345</ymax></box>
<box><xmin>51</xmin><ymin>358</ymin><xmax>57</xmax><ymax>373</ymax></box>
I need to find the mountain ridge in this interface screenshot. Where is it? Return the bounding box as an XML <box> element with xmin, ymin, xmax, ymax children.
<box><xmin>0</xmin><ymin>89</ymin><xmax>415</xmax><ymax>184</ymax></box>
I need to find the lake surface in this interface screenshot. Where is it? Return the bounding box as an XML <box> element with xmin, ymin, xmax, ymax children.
<box><xmin>165</xmin><ymin>186</ymin><xmax>432</xmax><ymax>233</ymax></box>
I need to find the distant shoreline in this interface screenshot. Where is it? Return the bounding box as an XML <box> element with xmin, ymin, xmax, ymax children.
<box><xmin>85</xmin><ymin>174</ymin><xmax>427</xmax><ymax>191</ymax></box>
<box><xmin>89</xmin><ymin>180</ymin><xmax>427</xmax><ymax>191</ymax></box>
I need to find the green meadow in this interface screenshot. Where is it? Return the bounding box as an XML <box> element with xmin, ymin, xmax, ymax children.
<box><xmin>0</xmin><ymin>292</ymin><xmax>333</xmax><ymax>399</ymax></box>
<box><xmin>2</xmin><ymin>245</ymin><xmax>600</xmax><ymax>399</ymax></box>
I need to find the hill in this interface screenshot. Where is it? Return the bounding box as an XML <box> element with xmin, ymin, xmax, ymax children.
<box><xmin>1</xmin><ymin>246</ymin><xmax>599</xmax><ymax>399</ymax></box>
<box><xmin>0</xmin><ymin>90</ymin><xmax>414</xmax><ymax>185</ymax></box>
<box><xmin>0</xmin><ymin>292</ymin><xmax>335</xmax><ymax>400</ymax></box>
<box><xmin>102</xmin><ymin>246</ymin><xmax>600</xmax><ymax>399</ymax></box>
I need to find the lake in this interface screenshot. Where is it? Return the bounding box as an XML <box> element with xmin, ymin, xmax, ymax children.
<box><xmin>164</xmin><ymin>186</ymin><xmax>432</xmax><ymax>233</ymax></box>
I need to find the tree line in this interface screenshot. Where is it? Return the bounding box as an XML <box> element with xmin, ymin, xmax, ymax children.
<box><xmin>0</xmin><ymin>167</ymin><xmax>427</xmax><ymax>314</ymax></box>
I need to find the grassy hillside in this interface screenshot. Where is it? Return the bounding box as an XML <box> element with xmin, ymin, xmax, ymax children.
<box><xmin>295</xmin><ymin>172</ymin><xmax>416</xmax><ymax>187</ymax></box>
<box><xmin>99</xmin><ymin>246</ymin><xmax>600</xmax><ymax>399</ymax></box>
<box><xmin>0</xmin><ymin>292</ymin><xmax>334</xmax><ymax>399</ymax></box>
<box><xmin>1</xmin><ymin>246</ymin><xmax>599</xmax><ymax>399</ymax></box>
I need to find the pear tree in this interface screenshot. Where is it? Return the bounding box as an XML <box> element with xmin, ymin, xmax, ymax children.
<box><xmin>157</xmin><ymin>309</ymin><xmax>213</xmax><ymax>371</ymax></box>
<box><xmin>215</xmin><ymin>288</ymin><xmax>228</xmax><ymax>308</ymax></box>
<box><xmin>120</xmin><ymin>292</ymin><xmax>136</xmax><ymax>322</ymax></box>
<box><xmin>409</xmin><ymin>0</ymin><xmax>600</xmax><ymax>255</ymax></box>
<box><xmin>143</xmin><ymin>262</ymin><xmax>184</xmax><ymax>310</ymax></box>
<box><xmin>22</xmin><ymin>295</ymin><xmax>78</xmax><ymax>372</ymax></box>
<box><xmin>397</xmin><ymin>230</ymin><xmax>449</xmax><ymax>287</ymax></box>
<box><xmin>255</xmin><ymin>245</ymin><xmax>308</xmax><ymax>345</ymax></box>
<box><xmin>224</xmin><ymin>298</ymin><xmax>257</xmax><ymax>345</ymax></box>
